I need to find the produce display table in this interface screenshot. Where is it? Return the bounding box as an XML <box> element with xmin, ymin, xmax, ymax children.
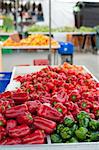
<box><xmin>1</xmin><ymin>45</ymin><xmax>60</xmax><ymax>69</ymax></box>
<box><xmin>4</xmin><ymin>65</ymin><xmax>99</xmax><ymax>150</ymax></box>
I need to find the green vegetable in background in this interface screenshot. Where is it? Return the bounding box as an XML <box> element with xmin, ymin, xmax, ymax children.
<box><xmin>69</xmin><ymin>137</ymin><xmax>78</xmax><ymax>143</ymax></box>
<box><xmin>60</xmin><ymin>127</ymin><xmax>72</xmax><ymax>140</ymax></box>
<box><xmin>77</xmin><ymin>111</ymin><xmax>90</xmax><ymax>128</ymax></box>
<box><xmin>89</xmin><ymin>132</ymin><xmax>99</xmax><ymax>142</ymax></box>
<box><xmin>71</xmin><ymin>124</ymin><xmax>78</xmax><ymax>133</ymax></box>
<box><xmin>64</xmin><ymin>117</ymin><xmax>75</xmax><ymax>127</ymax></box>
<box><xmin>89</xmin><ymin>119</ymin><xmax>99</xmax><ymax>131</ymax></box>
<box><xmin>56</xmin><ymin>124</ymin><xmax>64</xmax><ymax>134</ymax></box>
<box><xmin>51</xmin><ymin>134</ymin><xmax>62</xmax><ymax>143</ymax></box>
<box><xmin>75</xmin><ymin>127</ymin><xmax>88</xmax><ymax>141</ymax></box>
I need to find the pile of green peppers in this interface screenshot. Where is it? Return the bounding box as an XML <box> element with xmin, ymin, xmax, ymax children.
<box><xmin>51</xmin><ymin>111</ymin><xmax>99</xmax><ymax>143</ymax></box>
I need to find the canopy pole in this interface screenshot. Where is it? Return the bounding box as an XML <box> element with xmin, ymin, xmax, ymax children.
<box><xmin>49</xmin><ymin>0</ymin><xmax>52</xmax><ymax>65</ymax></box>
<box><xmin>15</xmin><ymin>0</ymin><xmax>19</xmax><ymax>31</ymax></box>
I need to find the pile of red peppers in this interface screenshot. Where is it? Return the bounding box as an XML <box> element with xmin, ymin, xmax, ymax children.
<box><xmin>0</xmin><ymin>64</ymin><xmax>99</xmax><ymax>145</ymax></box>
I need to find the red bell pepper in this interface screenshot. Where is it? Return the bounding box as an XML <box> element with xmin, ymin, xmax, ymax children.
<box><xmin>37</xmin><ymin>104</ymin><xmax>63</xmax><ymax>122</ymax></box>
<box><xmin>17</xmin><ymin>111</ymin><xmax>33</xmax><ymax>125</ymax></box>
<box><xmin>69</xmin><ymin>90</ymin><xmax>81</xmax><ymax>102</ymax></box>
<box><xmin>54</xmin><ymin>102</ymin><xmax>67</xmax><ymax>115</ymax></box>
<box><xmin>6</xmin><ymin>120</ymin><xmax>17</xmax><ymax>131</ymax></box>
<box><xmin>22</xmin><ymin>129</ymin><xmax>45</xmax><ymax>144</ymax></box>
<box><xmin>6</xmin><ymin>137</ymin><xmax>22</xmax><ymax>145</ymax></box>
<box><xmin>0</xmin><ymin>139</ymin><xmax>7</xmax><ymax>145</ymax></box>
<box><xmin>52</xmin><ymin>90</ymin><xmax>67</xmax><ymax>104</ymax></box>
<box><xmin>8</xmin><ymin>124</ymin><xmax>30</xmax><ymax>138</ymax></box>
<box><xmin>0</xmin><ymin>126</ymin><xmax>6</xmax><ymax>141</ymax></box>
<box><xmin>34</xmin><ymin>116</ymin><xmax>56</xmax><ymax>134</ymax></box>
<box><xmin>25</xmin><ymin>100</ymin><xmax>41</xmax><ymax>114</ymax></box>
<box><xmin>0</xmin><ymin>91</ymin><xmax>12</xmax><ymax>99</ymax></box>
<box><xmin>11</xmin><ymin>92</ymin><xmax>29</xmax><ymax>104</ymax></box>
<box><xmin>0</xmin><ymin>100</ymin><xmax>5</xmax><ymax>114</ymax></box>
<box><xmin>5</xmin><ymin>104</ymin><xmax>28</xmax><ymax>118</ymax></box>
<box><xmin>78</xmin><ymin>100</ymin><xmax>92</xmax><ymax>110</ymax></box>
<box><xmin>0</xmin><ymin>113</ymin><xmax>6</xmax><ymax>126</ymax></box>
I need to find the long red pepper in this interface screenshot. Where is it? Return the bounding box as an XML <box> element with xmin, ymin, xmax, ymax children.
<box><xmin>37</xmin><ymin>104</ymin><xmax>63</xmax><ymax>122</ymax></box>
<box><xmin>25</xmin><ymin>100</ymin><xmax>41</xmax><ymax>114</ymax></box>
<box><xmin>22</xmin><ymin>130</ymin><xmax>45</xmax><ymax>144</ymax></box>
<box><xmin>5</xmin><ymin>104</ymin><xmax>28</xmax><ymax>118</ymax></box>
<box><xmin>17</xmin><ymin>111</ymin><xmax>33</xmax><ymax>125</ymax></box>
<box><xmin>8</xmin><ymin>124</ymin><xmax>30</xmax><ymax>138</ymax></box>
<box><xmin>12</xmin><ymin>92</ymin><xmax>29</xmax><ymax>104</ymax></box>
<box><xmin>6</xmin><ymin>137</ymin><xmax>22</xmax><ymax>145</ymax></box>
<box><xmin>34</xmin><ymin>116</ymin><xmax>56</xmax><ymax>134</ymax></box>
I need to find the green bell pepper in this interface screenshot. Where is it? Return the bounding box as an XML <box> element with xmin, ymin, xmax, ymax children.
<box><xmin>51</xmin><ymin>134</ymin><xmax>62</xmax><ymax>143</ymax></box>
<box><xmin>60</xmin><ymin>127</ymin><xmax>72</xmax><ymax>140</ymax></box>
<box><xmin>56</xmin><ymin>124</ymin><xmax>64</xmax><ymax>134</ymax></box>
<box><xmin>75</xmin><ymin>127</ymin><xmax>88</xmax><ymax>141</ymax></box>
<box><xmin>89</xmin><ymin>119</ymin><xmax>99</xmax><ymax>131</ymax></box>
<box><xmin>90</xmin><ymin>132</ymin><xmax>99</xmax><ymax>142</ymax></box>
<box><xmin>64</xmin><ymin>117</ymin><xmax>75</xmax><ymax>127</ymax></box>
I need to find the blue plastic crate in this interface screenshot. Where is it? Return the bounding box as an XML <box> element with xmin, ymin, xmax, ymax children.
<box><xmin>58</xmin><ymin>42</ymin><xmax>74</xmax><ymax>55</ymax></box>
<box><xmin>0</xmin><ymin>72</ymin><xmax>12</xmax><ymax>93</ymax></box>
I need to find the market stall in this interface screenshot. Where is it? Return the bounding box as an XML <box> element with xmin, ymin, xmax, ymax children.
<box><xmin>0</xmin><ymin>63</ymin><xmax>99</xmax><ymax>149</ymax></box>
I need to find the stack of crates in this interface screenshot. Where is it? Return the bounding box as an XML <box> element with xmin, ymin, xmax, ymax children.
<box><xmin>0</xmin><ymin>72</ymin><xmax>12</xmax><ymax>93</ymax></box>
<box><xmin>58</xmin><ymin>42</ymin><xmax>74</xmax><ymax>64</ymax></box>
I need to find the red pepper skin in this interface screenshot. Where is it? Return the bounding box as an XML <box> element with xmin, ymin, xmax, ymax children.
<box><xmin>54</xmin><ymin>103</ymin><xmax>67</xmax><ymax>115</ymax></box>
<box><xmin>52</xmin><ymin>91</ymin><xmax>67</xmax><ymax>104</ymax></box>
<box><xmin>38</xmin><ymin>104</ymin><xmax>63</xmax><ymax>122</ymax></box>
<box><xmin>0</xmin><ymin>91</ymin><xmax>12</xmax><ymax>99</ymax></box>
<box><xmin>0</xmin><ymin>113</ymin><xmax>6</xmax><ymax>126</ymax></box>
<box><xmin>17</xmin><ymin>111</ymin><xmax>33</xmax><ymax>126</ymax></box>
<box><xmin>34</xmin><ymin>116</ymin><xmax>56</xmax><ymax>134</ymax></box>
<box><xmin>6</xmin><ymin>120</ymin><xmax>17</xmax><ymax>132</ymax></box>
<box><xmin>5</xmin><ymin>104</ymin><xmax>28</xmax><ymax>118</ymax></box>
<box><xmin>0</xmin><ymin>139</ymin><xmax>7</xmax><ymax>145</ymax></box>
<box><xmin>12</xmin><ymin>92</ymin><xmax>29</xmax><ymax>104</ymax></box>
<box><xmin>6</xmin><ymin>137</ymin><xmax>22</xmax><ymax>145</ymax></box>
<box><xmin>0</xmin><ymin>100</ymin><xmax>5</xmax><ymax>114</ymax></box>
<box><xmin>0</xmin><ymin>126</ymin><xmax>6</xmax><ymax>141</ymax></box>
<box><xmin>25</xmin><ymin>100</ymin><xmax>41</xmax><ymax>114</ymax></box>
<box><xmin>8</xmin><ymin>124</ymin><xmax>30</xmax><ymax>138</ymax></box>
<box><xmin>22</xmin><ymin>129</ymin><xmax>45</xmax><ymax>144</ymax></box>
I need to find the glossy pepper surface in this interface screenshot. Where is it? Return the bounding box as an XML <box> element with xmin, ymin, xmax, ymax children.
<box><xmin>17</xmin><ymin>111</ymin><xmax>33</xmax><ymax>125</ymax></box>
<box><xmin>5</xmin><ymin>104</ymin><xmax>28</xmax><ymax>118</ymax></box>
<box><xmin>8</xmin><ymin>124</ymin><xmax>30</xmax><ymax>138</ymax></box>
<box><xmin>22</xmin><ymin>129</ymin><xmax>45</xmax><ymax>144</ymax></box>
<box><xmin>37</xmin><ymin>104</ymin><xmax>63</xmax><ymax>122</ymax></box>
<box><xmin>6</xmin><ymin>120</ymin><xmax>17</xmax><ymax>131</ymax></box>
<box><xmin>34</xmin><ymin>116</ymin><xmax>56</xmax><ymax>134</ymax></box>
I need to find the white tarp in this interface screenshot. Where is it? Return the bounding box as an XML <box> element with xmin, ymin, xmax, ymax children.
<box><xmin>41</xmin><ymin>0</ymin><xmax>99</xmax><ymax>28</ymax></box>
